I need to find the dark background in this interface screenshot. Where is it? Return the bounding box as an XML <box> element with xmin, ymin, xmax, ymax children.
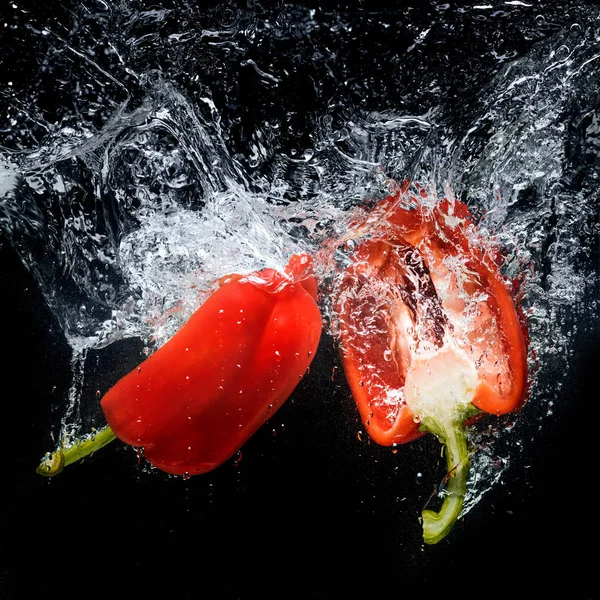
<box><xmin>2</xmin><ymin>1</ymin><xmax>599</xmax><ymax>598</ymax></box>
<box><xmin>1</xmin><ymin>215</ymin><xmax>597</xmax><ymax>597</ymax></box>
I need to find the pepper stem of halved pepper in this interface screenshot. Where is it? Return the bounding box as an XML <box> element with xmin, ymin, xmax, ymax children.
<box><xmin>36</xmin><ymin>425</ymin><xmax>116</xmax><ymax>477</ymax></box>
<box><xmin>403</xmin><ymin>347</ymin><xmax>479</xmax><ymax>544</ymax></box>
<box><xmin>420</xmin><ymin>412</ymin><xmax>471</xmax><ymax>545</ymax></box>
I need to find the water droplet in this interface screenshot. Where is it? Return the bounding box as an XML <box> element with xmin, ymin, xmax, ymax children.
<box><xmin>274</xmin><ymin>350</ymin><xmax>281</xmax><ymax>362</ymax></box>
<box><xmin>137</xmin><ymin>366</ymin><xmax>142</xmax><ymax>374</ymax></box>
<box><xmin>383</xmin><ymin>349</ymin><xmax>392</xmax><ymax>361</ymax></box>
<box><xmin>268</xmin><ymin>403</ymin><xmax>273</xmax><ymax>410</ymax></box>
<box><xmin>413</xmin><ymin>414</ymin><xmax>421</xmax><ymax>424</ymax></box>
<box><xmin>357</xmin><ymin>431</ymin><xmax>363</xmax><ymax>441</ymax></box>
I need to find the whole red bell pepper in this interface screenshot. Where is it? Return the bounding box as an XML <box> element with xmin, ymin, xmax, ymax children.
<box><xmin>38</xmin><ymin>253</ymin><xmax>322</xmax><ymax>477</ymax></box>
<box><xmin>334</xmin><ymin>183</ymin><xmax>528</xmax><ymax>544</ymax></box>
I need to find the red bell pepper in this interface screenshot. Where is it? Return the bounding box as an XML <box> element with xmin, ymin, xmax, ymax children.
<box><xmin>38</xmin><ymin>253</ymin><xmax>322</xmax><ymax>477</ymax></box>
<box><xmin>334</xmin><ymin>183</ymin><xmax>528</xmax><ymax>544</ymax></box>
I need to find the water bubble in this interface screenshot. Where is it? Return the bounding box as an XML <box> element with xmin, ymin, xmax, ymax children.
<box><xmin>383</xmin><ymin>349</ymin><xmax>393</xmax><ymax>361</ymax></box>
<box><xmin>218</xmin><ymin>4</ymin><xmax>239</xmax><ymax>29</ymax></box>
<box><xmin>303</xmin><ymin>149</ymin><xmax>314</xmax><ymax>162</ymax></box>
<box><xmin>570</xmin><ymin>23</ymin><xmax>582</xmax><ymax>37</ymax></box>
<box><xmin>555</xmin><ymin>45</ymin><xmax>570</xmax><ymax>61</ymax></box>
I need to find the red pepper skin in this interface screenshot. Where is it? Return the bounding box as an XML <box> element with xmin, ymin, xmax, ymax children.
<box><xmin>101</xmin><ymin>253</ymin><xmax>322</xmax><ymax>476</ymax></box>
<box><xmin>336</xmin><ymin>187</ymin><xmax>528</xmax><ymax>446</ymax></box>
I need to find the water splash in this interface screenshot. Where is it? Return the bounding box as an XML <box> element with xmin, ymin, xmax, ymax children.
<box><xmin>0</xmin><ymin>3</ymin><xmax>598</xmax><ymax>518</ymax></box>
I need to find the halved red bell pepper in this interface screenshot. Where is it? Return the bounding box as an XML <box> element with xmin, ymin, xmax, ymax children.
<box><xmin>334</xmin><ymin>183</ymin><xmax>528</xmax><ymax>544</ymax></box>
<box><xmin>38</xmin><ymin>253</ymin><xmax>322</xmax><ymax>477</ymax></box>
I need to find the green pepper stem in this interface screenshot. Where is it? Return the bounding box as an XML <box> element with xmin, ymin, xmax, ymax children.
<box><xmin>36</xmin><ymin>425</ymin><xmax>117</xmax><ymax>477</ymax></box>
<box><xmin>421</xmin><ymin>414</ymin><xmax>470</xmax><ymax>545</ymax></box>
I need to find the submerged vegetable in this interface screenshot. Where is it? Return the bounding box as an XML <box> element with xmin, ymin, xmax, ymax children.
<box><xmin>38</xmin><ymin>253</ymin><xmax>322</xmax><ymax>477</ymax></box>
<box><xmin>334</xmin><ymin>183</ymin><xmax>528</xmax><ymax>544</ymax></box>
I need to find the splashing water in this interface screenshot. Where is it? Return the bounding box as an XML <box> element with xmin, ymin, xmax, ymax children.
<box><xmin>1</xmin><ymin>3</ymin><xmax>598</xmax><ymax>517</ymax></box>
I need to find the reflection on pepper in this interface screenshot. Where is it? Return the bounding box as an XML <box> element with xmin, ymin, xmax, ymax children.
<box><xmin>334</xmin><ymin>182</ymin><xmax>528</xmax><ymax>544</ymax></box>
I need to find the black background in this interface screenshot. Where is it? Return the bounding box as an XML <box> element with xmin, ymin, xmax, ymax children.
<box><xmin>1</xmin><ymin>1</ymin><xmax>599</xmax><ymax>598</ymax></box>
<box><xmin>1</xmin><ymin>214</ymin><xmax>597</xmax><ymax>598</ymax></box>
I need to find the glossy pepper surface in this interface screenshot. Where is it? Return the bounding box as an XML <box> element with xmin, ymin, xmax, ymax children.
<box><xmin>38</xmin><ymin>253</ymin><xmax>321</xmax><ymax>477</ymax></box>
<box><xmin>334</xmin><ymin>183</ymin><xmax>528</xmax><ymax>543</ymax></box>
<box><xmin>101</xmin><ymin>253</ymin><xmax>322</xmax><ymax>476</ymax></box>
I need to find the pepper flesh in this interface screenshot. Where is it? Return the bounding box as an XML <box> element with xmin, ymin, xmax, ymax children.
<box><xmin>38</xmin><ymin>253</ymin><xmax>322</xmax><ymax>477</ymax></box>
<box><xmin>335</xmin><ymin>184</ymin><xmax>528</xmax><ymax>543</ymax></box>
